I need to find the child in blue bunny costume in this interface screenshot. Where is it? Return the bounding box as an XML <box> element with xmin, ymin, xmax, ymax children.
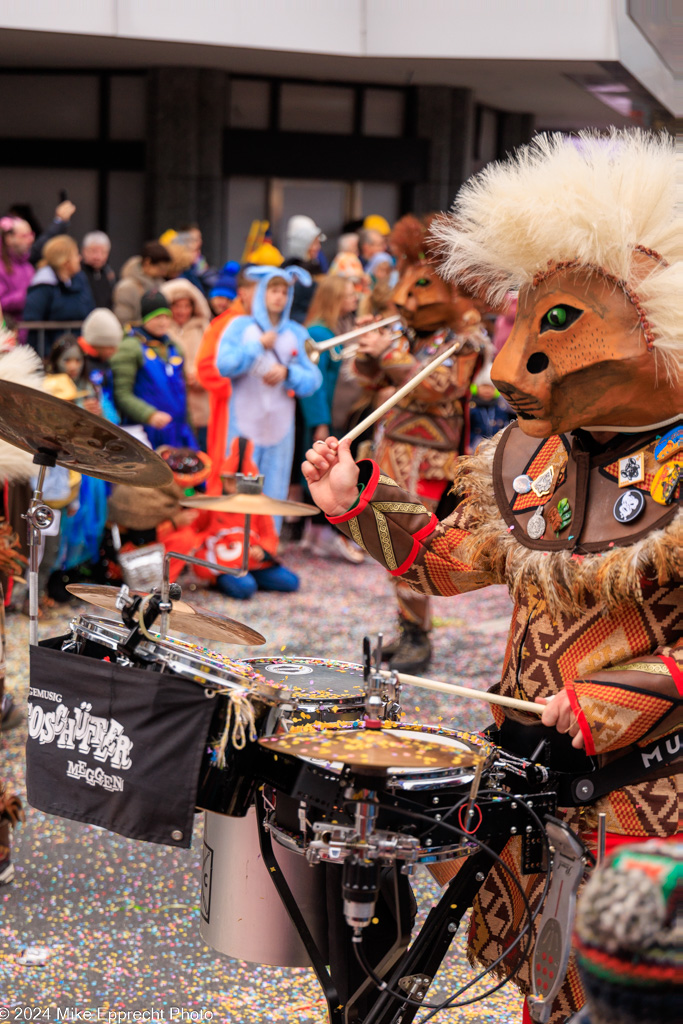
<box><xmin>216</xmin><ymin>265</ymin><xmax>322</xmax><ymax>530</ymax></box>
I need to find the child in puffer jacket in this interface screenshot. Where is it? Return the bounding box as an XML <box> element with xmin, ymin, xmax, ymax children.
<box><xmin>216</xmin><ymin>266</ymin><xmax>321</xmax><ymax>532</ymax></box>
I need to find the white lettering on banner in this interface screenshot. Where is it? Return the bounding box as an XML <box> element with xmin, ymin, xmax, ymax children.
<box><xmin>29</xmin><ymin>686</ymin><xmax>63</xmax><ymax>702</ymax></box>
<box><xmin>66</xmin><ymin>760</ymin><xmax>125</xmax><ymax>792</ymax></box>
<box><xmin>641</xmin><ymin>732</ymin><xmax>680</xmax><ymax>769</ymax></box>
<box><xmin>27</xmin><ymin>700</ymin><xmax>134</xmax><ymax>769</ymax></box>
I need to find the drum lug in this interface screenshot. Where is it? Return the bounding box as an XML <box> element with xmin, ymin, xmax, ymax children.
<box><xmin>397</xmin><ymin>973</ymin><xmax>432</xmax><ymax>1002</ymax></box>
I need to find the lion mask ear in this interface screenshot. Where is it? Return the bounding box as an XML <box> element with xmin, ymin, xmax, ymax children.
<box><xmin>390</xmin><ymin>214</ymin><xmax>430</xmax><ymax>266</ymax></box>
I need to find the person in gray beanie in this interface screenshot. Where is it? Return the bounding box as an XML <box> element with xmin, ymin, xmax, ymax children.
<box><xmin>78</xmin><ymin>307</ymin><xmax>123</xmax><ymax>421</ymax></box>
<box><xmin>282</xmin><ymin>214</ymin><xmax>326</xmax><ymax>323</ymax></box>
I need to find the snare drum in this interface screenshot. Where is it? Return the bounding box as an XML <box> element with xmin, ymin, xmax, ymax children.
<box><xmin>243</xmin><ymin>655</ymin><xmax>401</xmax><ymax>731</ymax></box>
<box><xmin>65</xmin><ymin>615</ymin><xmax>285</xmax><ymax>817</ymax></box>
<box><xmin>67</xmin><ymin>615</ymin><xmax>283</xmax><ymax>695</ymax></box>
<box><xmin>269</xmin><ymin>724</ymin><xmax>496</xmax><ymax>865</ymax></box>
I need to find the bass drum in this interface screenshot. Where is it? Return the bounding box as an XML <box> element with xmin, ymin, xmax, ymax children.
<box><xmin>199</xmin><ymin>808</ymin><xmax>329</xmax><ymax>967</ymax></box>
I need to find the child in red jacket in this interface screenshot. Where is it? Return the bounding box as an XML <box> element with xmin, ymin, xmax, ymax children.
<box><xmin>161</xmin><ymin>438</ymin><xmax>299</xmax><ymax>600</ymax></box>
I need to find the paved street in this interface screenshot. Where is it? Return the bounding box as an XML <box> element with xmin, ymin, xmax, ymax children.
<box><xmin>0</xmin><ymin>543</ymin><xmax>520</xmax><ymax>1022</ymax></box>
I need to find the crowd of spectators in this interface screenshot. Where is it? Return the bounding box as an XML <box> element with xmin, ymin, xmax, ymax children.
<box><xmin>0</xmin><ymin>200</ymin><xmax>513</xmax><ymax>614</ymax></box>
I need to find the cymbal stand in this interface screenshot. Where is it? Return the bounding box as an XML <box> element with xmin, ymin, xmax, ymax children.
<box><xmin>24</xmin><ymin>453</ymin><xmax>57</xmax><ymax>647</ymax></box>
<box><xmin>158</xmin><ymin>472</ymin><xmax>262</xmax><ymax>635</ymax></box>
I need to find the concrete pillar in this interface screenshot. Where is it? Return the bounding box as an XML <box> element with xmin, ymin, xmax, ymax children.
<box><xmin>498</xmin><ymin>111</ymin><xmax>535</xmax><ymax>159</ymax></box>
<box><xmin>146</xmin><ymin>68</ymin><xmax>225</xmax><ymax>264</ymax></box>
<box><xmin>412</xmin><ymin>86</ymin><xmax>475</xmax><ymax>213</ymax></box>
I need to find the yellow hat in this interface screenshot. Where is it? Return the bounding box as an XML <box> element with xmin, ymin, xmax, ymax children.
<box><xmin>159</xmin><ymin>229</ymin><xmax>178</xmax><ymax>246</ymax></box>
<box><xmin>363</xmin><ymin>214</ymin><xmax>391</xmax><ymax>236</ymax></box>
<box><xmin>248</xmin><ymin>241</ymin><xmax>285</xmax><ymax>267</ymax></box>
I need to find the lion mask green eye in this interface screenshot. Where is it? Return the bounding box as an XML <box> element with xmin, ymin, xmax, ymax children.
<box><xmin>540</xmin><ymin>304</ymin><xmax>583</xmax><ymax>333</ymax></box>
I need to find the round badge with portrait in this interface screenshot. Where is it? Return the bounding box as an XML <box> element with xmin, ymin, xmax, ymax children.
<box><xmin>613</xmin><ymin>488</ymin><xmax>645</xmax><ymax>524</ymax></box>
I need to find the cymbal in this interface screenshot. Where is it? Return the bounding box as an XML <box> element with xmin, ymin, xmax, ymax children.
<box><xmin>259</xmin><ymin>723</ymin><xmax>482</xmax><ymax>770</ymax></box>
<box><xmin>180</xmin><ymin>492</ymin><xmax>318</xmax><ymax>517</ymax></box>
<box><xmin>0</xmin><ymin>380</ymin><xmax>172</xmax><ymax>487</ymax></box>
<box><xmin>66</xmin><ymin>584</ymin><xmax>266</xmax><ymax>646</ymax></box>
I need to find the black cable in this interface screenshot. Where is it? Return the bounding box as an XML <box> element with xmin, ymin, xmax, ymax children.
<box><xmin>418</xmin><ymin>793</ymin><xmax>553</xmax><ymax>1021</ymax></box>
<box><xmin>347</xmin><ymin>792</ymin><xmax>552</xmax><ymax>1017</ymax></box>
<box><xmin>346</xmin><ymin>793</ymin><xmax>549</xmax><ymax>1013</ymax></box>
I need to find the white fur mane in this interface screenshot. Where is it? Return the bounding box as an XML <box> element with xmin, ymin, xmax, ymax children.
<box><xmin>432</xmin><ymin>129</ymin><xmax>683</xmax><ymax>380</ymax></box>
<box><xmin>0</xmin><ymin>345</ymin><xmax>45</xmax><ymax>481</ymax></box>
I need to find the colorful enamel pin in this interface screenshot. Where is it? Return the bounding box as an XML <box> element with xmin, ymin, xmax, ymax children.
<box><xmin>654</xmin><ymin>425</ymin><xmax>683</xmax><ymax>463</ymax></box>
<box><xmin>650</xmin><ymin>461</ymin><xmax>682</xmax><ymax>506</ymax></box>
<box><xmin>617</xmin><ymin>451</ymin><xmax>645</xmax><ymax>488</ymax></box>
<box><xmin>547</xmin><ymin>497</ymin><xmax>571</xmax><ymax>535</ymax></box>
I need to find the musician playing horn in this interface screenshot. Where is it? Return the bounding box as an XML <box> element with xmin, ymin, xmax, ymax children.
<box><xmin>350</xmin><ymin>214</ymin><xmax>486</xmax><ymax>672</ymax></box>
<box><xmin>304</xmin><ymin>129</ymin><xmax>682</xmax><ymax>1023</ymax></box>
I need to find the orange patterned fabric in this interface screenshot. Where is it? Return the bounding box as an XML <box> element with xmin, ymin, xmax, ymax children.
<box><xmin>511</xmin><ymin>435</ymin><xmax>569</xmax><ymax>512</ymax></box>
<box><xmin>467</xmin><ymin>837</ymin><xmax>586</xmax><ymax>1024</ymax></box>
<box><xmin>566</xmin><ymin>679</ymin><xmax>677</xmax><ymax>753</ymax></box>
<box><xmin>332</xmin><ymin>438</ymin><xmax>682</xmax><ymax>1022</ymax></box>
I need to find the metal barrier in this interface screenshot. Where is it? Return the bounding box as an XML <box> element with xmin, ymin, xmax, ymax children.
<box><xmin>17</xmin><ymin>321</ymin><xmax>84</xmax><ymax>360</ymax></box>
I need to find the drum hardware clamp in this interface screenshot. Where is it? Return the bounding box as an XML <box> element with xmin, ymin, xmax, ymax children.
<box><xmin>23</xmin><ymin>452</ymin><xmax>57</xmax><ymax>647</ymax></box>
<box><xmin>362</xmin><ymin>634</ymin><xmax>401</xmax><ymax>721</ymax></box>
<box><xmin>160</xmin><ymin>473</ymin><xmax>263</xmax><ymax>633</ymax></box>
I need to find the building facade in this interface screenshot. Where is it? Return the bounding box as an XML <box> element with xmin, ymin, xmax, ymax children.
<box><xmin>0</xmin><ymin>1</ymin><xmax>678</xmax><ymax>267</ymax></box>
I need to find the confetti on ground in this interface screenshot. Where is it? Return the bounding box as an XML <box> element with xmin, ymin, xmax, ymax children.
<box><xmin>1</xmin><ymin>543</ymin><xmax>522</xmax><ymax>1021</ymax></box>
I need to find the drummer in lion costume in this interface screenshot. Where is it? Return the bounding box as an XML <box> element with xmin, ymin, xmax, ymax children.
<box><xmin>303</xmin><ymin>130</ymin><xmax>682</xmax><ymax>1022</ymax></box>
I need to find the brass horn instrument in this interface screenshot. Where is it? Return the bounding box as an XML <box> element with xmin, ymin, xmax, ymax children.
<box><xmin>306</xmin><ymin>316</ymin><xmax>401</xmax><ymax>364</ymax></box>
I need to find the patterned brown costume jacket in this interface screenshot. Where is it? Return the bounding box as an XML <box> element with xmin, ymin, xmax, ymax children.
<box><xmin>328</xmin><ymin>421</ymin><xmax>682</xmax><ymax>1020</ymax></box>
<box><xmin>354</xmin><ymin>329</ymin><xmax>482</xmax><ymax>491</ymax></box>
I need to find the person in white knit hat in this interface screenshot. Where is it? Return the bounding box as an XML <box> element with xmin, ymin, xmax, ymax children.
<box><xmin>79</xmin><ymin>307</ymin><xmax>123</xmax><ymax>422</ymax></box>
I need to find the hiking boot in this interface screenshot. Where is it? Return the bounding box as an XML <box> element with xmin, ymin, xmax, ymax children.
<box><xmin>387</xmin><ymin>622</ymin><xmax>432</xmax><ymax>674</ymax></box>
<box><xmin>0</xmin><ymin>694</ymin><xmax>22</xmax><ymax>733</ymax></box>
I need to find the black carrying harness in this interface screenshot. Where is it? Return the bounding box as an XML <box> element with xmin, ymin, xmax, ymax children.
<box><xmin>487</xmin><ymin>717</ymin><xmax>682</xmax><ymax>807</ymax></box>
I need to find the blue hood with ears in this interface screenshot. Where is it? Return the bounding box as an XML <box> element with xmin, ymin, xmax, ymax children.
<box><xmin>245</xmin><ymin>265</ymin><xmax>312</xmax><ymax>332</ymax></box>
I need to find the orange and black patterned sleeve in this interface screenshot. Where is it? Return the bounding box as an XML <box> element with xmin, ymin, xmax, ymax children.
<box><xmin>565</xmin><ymin>643</ymin><xmax>683</xmax><ymax>756</ymax></box>
<box><xmin>327</xmin><ymin>459</ymin><xmax>498</xmax><ymax>596</ymax></box>
<box><xmin>354</xmin><ymin>338</ymin><xmax>479</xmax><ymax>406</ymax></box>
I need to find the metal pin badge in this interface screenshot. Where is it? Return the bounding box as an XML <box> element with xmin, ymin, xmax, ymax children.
<box><xmin>527</xmin><ymin>507</ymin><xmax>546</xmax><ymax>539</ymax></box>
<box><xmin>513</xmin><ymin>474</ymin><xmax>533</xmax><ymax>494</ymax></box>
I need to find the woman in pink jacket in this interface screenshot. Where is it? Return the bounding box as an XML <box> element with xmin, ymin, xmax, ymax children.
<box><xmin>0</xmin><ymin>216</ymin><xmax>36</xmax><ymax>326</ymax></box>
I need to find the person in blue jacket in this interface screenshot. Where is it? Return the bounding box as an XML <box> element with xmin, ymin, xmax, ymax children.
<box><xmin>23</xmin><ymin>234</ymin><xmax>94</xmax><ymax>354</ymax></box>
<box><xmin>216</xmin><ymin>266</ymin><xmax>322</xmax><ymax>531</ymax></box>
<box><xmin>110</xmin><ymin>289</ymin><xmax>197</xmax><ymax>450</ymax></box>
<box><xmin>468</xmin><ymin>361</ymin><xmax>515</xmax><ymax>452</ymax></box>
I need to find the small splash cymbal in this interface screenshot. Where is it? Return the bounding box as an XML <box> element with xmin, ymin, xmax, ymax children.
<box><xmin>180</xmin><ymin>492</ymin><xmax>318</xmax><ymax>517</ymax></box>
<box><xmin>259</xmin><ymin>723</ymin><xmax>481</xmax><ymax>770</ymax></box>
<box><xmin>0</xmin><ymin>380</ymin><xmax>172</xmax><ymax>487</ymax></box>
<box><xmin>66</xmin><ymin>584</ymin><xmax>266</xmax><ymax>646</ymax></box>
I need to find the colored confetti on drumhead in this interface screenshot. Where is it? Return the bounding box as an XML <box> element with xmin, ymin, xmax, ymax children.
<box><xmin>1</xmin><ymin>544</ymin><xmax>519</xmax><ymax>1020</ymax></box>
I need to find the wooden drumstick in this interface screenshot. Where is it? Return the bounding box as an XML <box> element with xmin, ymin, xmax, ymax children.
<box><xmin>341</xmin><ymin>337</ymin><xmax>466</xmax><ymax>444</ymax></box>
<box><xmin>381</xmin><ymin>669</ymin><xmax>546</xmax><ymax>715</ymax></box>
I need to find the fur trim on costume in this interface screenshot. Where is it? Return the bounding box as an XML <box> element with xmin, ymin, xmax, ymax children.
<box><xmin>0</xmin><ymin>346</ymin><xmax>45</xmax><ymax>481</ymax></box>
<box><xmin>431</xmin><ymin>129</ymin><xmax>683</xmax><ymax>382</ymax></box>
<box><xmin>451</xmin><ymin>434</ymin><xmax>682</xmax><ymax>617</ymax></box>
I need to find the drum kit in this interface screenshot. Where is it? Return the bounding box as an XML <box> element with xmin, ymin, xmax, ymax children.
<box><xmin>0</xmin><ymin>381</ymin><xmax>613</xmax><ymax>1024</ymax></box>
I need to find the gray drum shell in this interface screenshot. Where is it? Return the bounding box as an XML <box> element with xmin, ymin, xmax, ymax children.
<box><xmin>200</xmin><ymin>809</ymin><xmax>329</xmax><ymax>967</ymax></box>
